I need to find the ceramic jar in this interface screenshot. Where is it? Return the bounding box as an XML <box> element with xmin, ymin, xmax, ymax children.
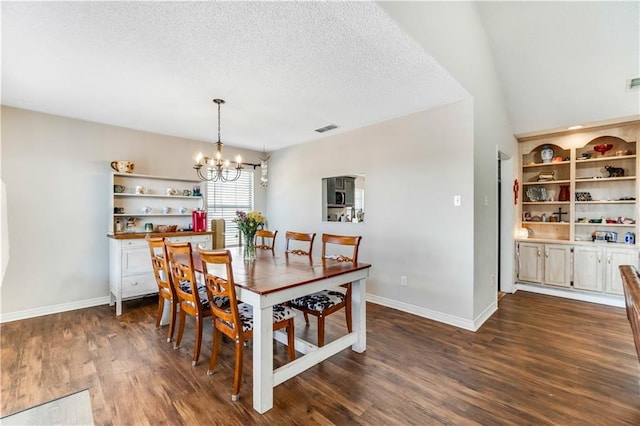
<box><xmin>540</xmin><ymin>145</ymin><xmax>554</xmax><ymax>164</ymax></box>
<box><xmin>558</xmin><ymin>185</ymin><xmax>570</xmax><ymax>202</ymax></box>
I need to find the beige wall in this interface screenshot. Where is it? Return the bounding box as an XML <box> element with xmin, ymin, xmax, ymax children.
<box><xmin>0</xmin><ymin>106</ymin><xmax>266</xmax><ymax>319</ymax></box>
<box><xmin>380</xmin><ymin>1</ymin><xmax>518</xmax><ymax>322</ymax></box>
<box><xmin>267</xmin><ymin>100</ymin><xmax>477</xmax><ymax>326</ymax></box>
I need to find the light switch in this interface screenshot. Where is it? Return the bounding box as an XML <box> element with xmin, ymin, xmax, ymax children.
<box><xmin>454</xmin><ymin>195</ymin><xmax>461</xmax><ymax>206</ymax></box>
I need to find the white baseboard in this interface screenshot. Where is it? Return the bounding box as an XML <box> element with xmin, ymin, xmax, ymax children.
<box><xmin>367</xmin><ymin>293</ymin><xmax>476</xmax><ymax>331</ymax></box>
<box><xmin>0</xmin><ymin>296</ymin><xmax>110</xmax><ymax>324</ymax></box>
<box><xmin>474</xmin><ymin>300</ymin><xmax>498</xmax><ymax>331</ymax></box>
<box><xmin>515</xmin><ymin>283</ymin><xmax>625</xmax><ymax>308</ymax></box>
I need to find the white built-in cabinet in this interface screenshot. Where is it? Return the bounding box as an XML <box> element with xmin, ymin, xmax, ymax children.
<box><xmin>517</xmin><ymin>241</ymin><xmax>638</xmax><ymax>297</ymax></box>
<box><xmin>517</xmin><ymin>242</ymin><xmax>571</xmax><ymax>287</ymax></box>
<box><xmin>573</xmin><ymin>246</ymin><xmax>603</xmax><ymax>292</ymax></box>
<box><xmin>517</xmin><ymin>242</ymin><xmax>543</xmax><ymax>283</ymax></box>
<box><xmin>107</xmin><ymin>171</ymin><xmax>217</xmax><ymax>315</ymax></box>
<box><xmin>516</xmin><ymin>120</ymin><xmax>640</xmax><ymax>304</ymax></box>
<box><xmin>109</xmin><ymin>234</ymin><xmax>214</xmax><ymax>315</ymax></box>
<box><xmin>604</xmin><ymin>247</ymin><xmax>637</xmax><ymax>295</ymax></box>
<box><xmin>544</xmin><ymin>244</ymin><xmax>572</xmax><ymax>288</ymax></box>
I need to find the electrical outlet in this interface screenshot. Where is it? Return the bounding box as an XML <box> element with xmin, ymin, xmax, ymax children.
<box><xmin>454</xmin><ymin>195</ymin><xmax>461</xmax><ymax>206</ymax></box>
<box><xmin>401</xmin><ymin>275</ymin><xmax>408</xmax><ymax>286</ymax></box>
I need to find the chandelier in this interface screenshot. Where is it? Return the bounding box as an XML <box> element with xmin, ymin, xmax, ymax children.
<box><xmin>193</xmin><ymin>98</ymin><xmax>243</xmax><ymax>182</ymax></box>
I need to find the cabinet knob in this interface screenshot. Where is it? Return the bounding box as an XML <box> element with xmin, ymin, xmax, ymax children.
<box><xmin>131</xmin><ymin>281</ymin><xmax>138</xmax><ymax>286</ymax></box>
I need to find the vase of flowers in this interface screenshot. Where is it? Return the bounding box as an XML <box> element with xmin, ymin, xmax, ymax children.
<box><xmin>234</xmin><ymin>210</ymin><xmax>265</xmax><ymax>262</ymax></box>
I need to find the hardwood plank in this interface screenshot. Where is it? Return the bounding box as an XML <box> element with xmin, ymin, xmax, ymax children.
<box><xmin>1</xmin><ymin>292</ymin><xmax>639</xmax><ymax>424</ymax></box>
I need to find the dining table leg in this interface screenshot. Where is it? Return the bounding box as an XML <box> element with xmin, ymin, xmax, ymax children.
<box><xmin>351</xmin><ymin>277</ymin><xmax>367</xmax><ymax>353</ymax></box>
<box><xmin>253</xmin><ymin>304</ymin><xmax>274</xmax><ymax>414</ymax></box>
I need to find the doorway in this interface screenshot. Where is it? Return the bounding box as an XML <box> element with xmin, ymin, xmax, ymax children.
<box><xmin>498</xmin><ymin>151</ymin><xmax>515</xmax><ymax>294</ymax></box>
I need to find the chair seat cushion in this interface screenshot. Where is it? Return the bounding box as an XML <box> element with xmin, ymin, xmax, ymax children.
<box><xmin>179</xmin><ymin>280</ymin><xmax>229</xmax><ymax>309</ymax></box>
<box><xmin>219</xmin><ymin>304</ymin><xmax>296</xmax><ymax>332</ymax></box>
<box><xmin>289</xmin><ymin>290</ymin><xmax>345</xmax><ymax>312</ymax></box>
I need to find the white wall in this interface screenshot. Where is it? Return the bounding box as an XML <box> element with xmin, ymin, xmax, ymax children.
<box><xmin>380</xmin><ymin>2</ymin><xmax>518</xmax><ymax>323</ymax></box>
<box><xmin>0</xmin><ymin>106</ymin><xmax>266</xmax><ymax>319</ymax></box>
<box><xmin>267</xmin><ymin>100</ymin><xmax>477</xmax><ymax>326</ymax></box>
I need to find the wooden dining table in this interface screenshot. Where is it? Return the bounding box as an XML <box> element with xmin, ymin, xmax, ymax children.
<box><xmin>181</xmin><ymin>247</ymin><xmax>371</xmax><ymax>414</ymax></box>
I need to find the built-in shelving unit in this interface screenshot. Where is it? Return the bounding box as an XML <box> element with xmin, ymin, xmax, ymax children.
<box><xmin>110</xmin><ymin>172</ymin><xmax>204</xmax><ymax>234</ymax></box>
<box><xmin>516</xmin><ymin>120</ymin><xmax>640</xmax><ymax>303</ymax></box>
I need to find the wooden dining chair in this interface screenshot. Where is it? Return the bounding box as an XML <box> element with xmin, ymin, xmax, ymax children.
<box><xmin>146</xmin><ymin>236</ymin><xmax>178</xmax><ymax>343</ymax></box>
<box><xmin>285</xmin><ymin>231</ymin><xmax>316</xmax><ymax>257</ymax></box>
<box><xmin>288</xmin><ymin>233</ymin><xmax>362</xmax><ymax>347</ymax></box>
<box><xmin>165</xmin><ymin>241</ymin><xmax>222</xmax><ymax>366</ymax></box>
<box><xmin>197</xmin><ymin>246</ymin><xmax>296</xmax><ymax>401</ymax></box>
<box><xmin>255</xmin><ymin>229</ymin><xmax>277</xmax><ymax>254</ymax></box>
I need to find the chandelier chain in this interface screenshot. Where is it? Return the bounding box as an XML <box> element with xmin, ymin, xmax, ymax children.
<box><xmin>193</xmin><ymin>98</ymin><xmax>243</xmax><ymax>183</ymax></box>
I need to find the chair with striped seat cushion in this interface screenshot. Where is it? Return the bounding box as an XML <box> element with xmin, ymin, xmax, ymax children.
<box><xmin>177</xmin><ymin>280</ymin><xmax>229</xmax><ymax>310</ymax></box>
<box><xmin>197</xmin><ymin>246</ymin><xmax>296</xmax><ymax>402</ymax></box>
<box><xmin>288</xmin><ymin>233</ymin><xmax>362</xmax><ymax>347</ymax></box>
<box><xmin>165</xmin><ymin>241</ymin><xmax>212</xmax><ymax>366</ymax></box>
<box><xmin>146</xmin><ymin>236</ymin><xmax>178</xmax><ymax>342</ymax></box>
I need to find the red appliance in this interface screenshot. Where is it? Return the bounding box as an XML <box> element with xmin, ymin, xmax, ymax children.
<box><xmin>192</xmin><ymin>209</ymin><xmax>207</xmax><ymax>232</ymax></box>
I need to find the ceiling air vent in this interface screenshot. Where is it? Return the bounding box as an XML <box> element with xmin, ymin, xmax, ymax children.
<box><xmin>628</xmin><ymin>77</ymin><xmax>640</xmax><ymax>91</ymax></box>
<box><xmin>315</xmin><ymin>124</ymin><xmax>339</xmax><ymax>133</ymax></box>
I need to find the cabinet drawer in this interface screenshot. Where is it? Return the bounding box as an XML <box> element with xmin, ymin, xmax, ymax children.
<box><xmin>122</xmin><ymin>247</ymin><xmax>153</xmax><ymax>275</ymax></box>
<box><xmin>122</xmin><ymin>274</ymin><xmax>157</xmax><ymax>298</ymax></box>
<box><xmin>121</xmin><ymin>239</ymin><xmax>148</xmax><ymax>248</ymax></box>
<box><xmin>167</xmin><ymin>235</ymin><xmax>212</xmax><ymax>249</ymax></box>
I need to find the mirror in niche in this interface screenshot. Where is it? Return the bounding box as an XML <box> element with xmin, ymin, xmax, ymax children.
<box><xmin>322</xmin><ymin>174</ymin><xmax>365</xmax><ymax>223</ymax></box>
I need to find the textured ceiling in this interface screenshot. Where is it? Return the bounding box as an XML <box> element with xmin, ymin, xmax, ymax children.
<box><xmin>478</xmin><ymin>1</ymin><xmax>640</xmax><ymax>135</ymax></box>
<box><xmin>4</xmin><ymin>2</ymin><xmax>637</xmax><ymax>150</ymax></box>
<box><xmin>1</xmin><ymin>1</ymin><xmax>468</xmax><ymax>151</ymax></box>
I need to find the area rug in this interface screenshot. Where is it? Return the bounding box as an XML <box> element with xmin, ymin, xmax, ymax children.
<box><xmin>1</xmin><ymin>389</ymin><xmax>94</xmax><ymax>425</ymax></box>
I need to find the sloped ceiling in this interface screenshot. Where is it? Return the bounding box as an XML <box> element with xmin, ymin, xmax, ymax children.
<box><xmin>2</xmin><ymin>2</ymin><xmax>638</xmax><ymax>150</ymax></box>
<box><xmin>478</xmin><ymin>1</ymin><xmax>640</xmax><ymax>136</ymax></box>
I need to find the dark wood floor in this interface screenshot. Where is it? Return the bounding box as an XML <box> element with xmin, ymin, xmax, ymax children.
<box><xmin>2</xmin><ymin>291</ymin><xmax>639</xmax><ymax>425</ymax></box>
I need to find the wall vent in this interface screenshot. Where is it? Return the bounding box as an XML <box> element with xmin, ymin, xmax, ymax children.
<box><xmin>628</xmin><ymin>77</ymin><xmax>640</xmax><ymax>91</ymax></box>
<box><xmin>315</xmin><ymin>124</ymin><xmax>339</xmax><ymax>133</ymax></box>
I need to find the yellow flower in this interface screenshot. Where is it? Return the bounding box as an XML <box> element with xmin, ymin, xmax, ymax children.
<box><xmin>247</xmin><ymin>211</ymin><xmax>265</xmax><ymax>224</ymax></box>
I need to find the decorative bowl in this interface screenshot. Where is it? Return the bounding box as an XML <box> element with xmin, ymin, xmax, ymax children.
<box><xmin>593</xmin><ymin>144</ymin><xmax>613</xmax><ymax>156</ymax></box>
<box><xmin>110</xmin><ymin>160</ymin><xmax>135</xmax><ymax>173</ymax></box>
<box><xmin>157</xmin><ymin>225</ymin><xmax>178</xmax><ymax>233</ymax></box>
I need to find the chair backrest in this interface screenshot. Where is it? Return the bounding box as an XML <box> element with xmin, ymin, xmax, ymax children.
<box><xmin>285</xmin><ymin>231</ymin><xmax>316</xmax><ymax>257</ymax></box>
<box><xmin>146</xmin><ymin>236</ymin><xmax>175</xmax><ymax>298</ymax></box>
<box><xmin>322</xmin><ymin>233</ymin><xmax>362</xmax><ymax>264</ymax></box>
<box><xmin>165</xmin><ymin>241</ymin><xmax>203</xmax><ymax>311</ymax></box>
<box><xmin>255</xmin><ymin>229</ymin><xmax>277</xmax><ymax>253</ymax></box>
<box><xmin>197</xmin><ymin>247</ymin><xmax>242</xmax><ymax>338</ymax></box>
